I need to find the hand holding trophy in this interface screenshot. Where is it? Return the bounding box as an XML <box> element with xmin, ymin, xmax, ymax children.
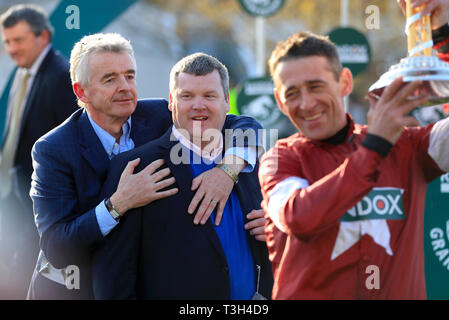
<box><xmin>369</xmin><ymin>0</ymin><xmax>449</xmax><ymax>105</ymax></box>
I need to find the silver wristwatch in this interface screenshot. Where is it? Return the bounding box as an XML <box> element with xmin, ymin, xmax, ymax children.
<box><xmin>105</xmin><ymin>198</ymin><xmax>121</xmax><ymax>221</ymax></box>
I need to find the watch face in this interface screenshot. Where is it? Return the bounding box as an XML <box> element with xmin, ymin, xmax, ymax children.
<box><xmin>112</xmin><ymin>212</ymin><xmax>121</xmax><ymax>221</ymax></box>
<box><xmin>110</xmin><ymin>207</ymin><xmax>120</xmax><ymax>220</ymax></box>
<box><xmin>105</xmin><ymin>198</ymin><xmax>120</xmax><ymax>220</ymax></box>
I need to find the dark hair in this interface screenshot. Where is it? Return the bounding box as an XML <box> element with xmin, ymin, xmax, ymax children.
<box><xmin>268</xmin><ymin>31</ymin><xmax>342</xmax><ymax>80</ymax></box>
<box><xmin>0</xmin><ymin>4</ymin><xmax>54</xmax><ymax>40</ymax></box>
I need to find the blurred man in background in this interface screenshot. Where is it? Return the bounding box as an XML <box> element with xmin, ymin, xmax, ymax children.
<box><xmin>0</xmin><ymin>4</ymin><xmax>78</xmax><ymax>299</ymax></box>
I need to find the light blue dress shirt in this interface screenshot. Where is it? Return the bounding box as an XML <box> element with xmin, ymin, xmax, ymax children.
<box><xmin>87</xmin><ymin>112</ymin><xmax>134</xmax><ymax>236</ymax></box>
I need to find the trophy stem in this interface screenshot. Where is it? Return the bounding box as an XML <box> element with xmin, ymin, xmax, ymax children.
<box><xmin>406</xmin><ymin>0</ymin><xmax>432</xmax><ymax>57</ymax></box>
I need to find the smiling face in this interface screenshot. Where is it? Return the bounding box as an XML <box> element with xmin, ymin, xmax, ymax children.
<box><xmin>74</xmin><ymin>51</ymin><xmax>137</xmax><ymax>131</ymax></box>
<box><xmin>1</xmin><ymin>20</ymin><xmax>49</xmax><ymax>68</ymax></box>
<box><xmin>169</xmin><ymin>70</ymin><xmax>230</xmax><ymax>148</ymax></box>
<box><xmin>272</xmin><ymin>55</ymin><xmax>352</xmax><ymax>140</ymax></box>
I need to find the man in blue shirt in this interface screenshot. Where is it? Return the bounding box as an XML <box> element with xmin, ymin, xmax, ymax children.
<box><xmin>92</xmin><ymin>52</ymin><xmax>272</xmax><ymax>299</ymax></box>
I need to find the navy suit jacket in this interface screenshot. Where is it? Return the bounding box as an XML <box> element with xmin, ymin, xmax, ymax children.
<box><xmin>30</xmin><ymin>99</ymin><xmax>172</xmax><ymax>299</ymax></box>
<box><xmin>30</xmin><ymin>100</ymin><xmax>261</xmax><ymax>299</ymax></box>
<box><xmin>93</xmin><ymin>127</ymin><xmax>273</xmax><ymax>300</ymax></box>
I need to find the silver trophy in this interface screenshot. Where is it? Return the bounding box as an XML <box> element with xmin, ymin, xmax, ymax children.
<box><xmin>369</xmin><ymin>0</ymin><xmax>449</xmax><ymax>105</ymax></box>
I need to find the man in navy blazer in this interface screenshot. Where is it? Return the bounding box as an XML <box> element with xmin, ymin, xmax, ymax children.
<box><xmin>93</xmin><ymin>53</ymin><xmax>273</xmax><ymax>299</ymax></box>
<box><xmin>28</xmin><ymin>34</ymin><xmax>262</xmax><ymax>300</ymax></box>
<box><xmin>0</xmin><ymin>4</ymin><xmax>78</xmax><ymax>299</ymax></box>
<box><xmin>28</xmin><ymin>99</ymin><xmax>172</xmax><ymax>300</ymax></box>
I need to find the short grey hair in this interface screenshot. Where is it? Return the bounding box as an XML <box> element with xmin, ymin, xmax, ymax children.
<box><xmin>169</xmin><ymin>52</ymin><xmax>229</xmax><ymax>99</ymax></box>
<box><xmin>70</xmin><ymin>33</ymin><xmax>136</xmax><ymax>90</ymax></box>
<box><xmin>0</xmin><ymin>4</ymin><xmax>54</xmax><ymax>40</ymax></box>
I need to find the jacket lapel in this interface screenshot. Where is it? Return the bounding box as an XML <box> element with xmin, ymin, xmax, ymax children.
<box><xmin>77</xmin><ymin>110</ymin><xmax>110</xmax><ymax>179</ymax></box>
<box><xmin>18</xmin><ymin>48</ymin><xmax>55</xmax><ymax>141</ymax></box>
<box><xmin>130</xmin><ymin>113</ymin><xmax>151</xmax><ymax>147</ymax></box>
<box><xmin>160</xmin><ymin>128</ymin><xmax>227</xmax><ymax>261</ymax></box>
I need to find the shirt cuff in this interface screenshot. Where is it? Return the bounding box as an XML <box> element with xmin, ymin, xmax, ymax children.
<box><xmin>432</xmin><ymin>23</ymin><xmax>449</xmax><ymax>53</ymax></box>
<box><xmin>95</xmin><ymin>200</ymin><xmax>119</xmax><ymax>237</ymax></box>
<box><xmin>362</xmin><ymin>133</ymin><xmax>393</xmax><ymax>158</ymax></box>
<box><xmin>224</xmin><ymin>146</ymin><xmax>257</xmax><ymax>172</ymax></box>
<box><xmin>433</xmin><ymin>23</ymin><xmax>449</xmax><ymax>44</ymax></box>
